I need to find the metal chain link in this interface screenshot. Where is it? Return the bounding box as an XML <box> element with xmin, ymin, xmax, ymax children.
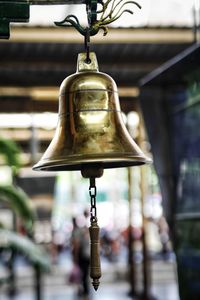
<box><xmin>89</xmin><ymin>178</ymin><xmax>97</xmax><ymax>222</ymax></box>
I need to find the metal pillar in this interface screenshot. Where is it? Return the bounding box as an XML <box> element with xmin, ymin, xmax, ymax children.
<box><xmin>127</xmin><ymin>167</ymin><xmax>137</xmax><ymax>298</ymax></box>
<box><xmin>7</xmin><ymin>212</ymin><xmax>17</xmax><ymax>297</ymax></box>
<box><xmin>34</xmin><ymin>265</ymin><xmax>42</xmax><ymax>300</ymax></box>
<box><xmin>140</xmin><ymin>165</ymin><xmax>151</xmax><ymax>300</ymax></box>
<box><xmin>138</xmin><ymin>119</ymin><xmax>156</xmax><ymax>300</ymax></box>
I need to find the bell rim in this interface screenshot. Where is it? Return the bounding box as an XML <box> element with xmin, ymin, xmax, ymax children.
<box><xmin>33</xmin><ymin>153</ymin><xmax>152</xmax><ymax>171</ymax></box>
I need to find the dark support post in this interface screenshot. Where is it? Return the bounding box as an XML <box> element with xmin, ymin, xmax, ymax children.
<box><xmin>0</xmin><ymin>1</ymin><xmax>29</xmax><ymax>39</ymax></box>
<box><xmin>7</xmin><ymin>212</ymin><xmax>17</xmax><ymax>297</ymax></box>
<box><xmin>7</xmin><ymin>249</ymin><xmax>17</xmax><ymax>297</ymax></box>
<box><xmin>127</xmin><ymin>167</ymin><xmax>137</xmax><ymax>297</ymax></box>
<box><xmin>34</xmin><ymin>265</ymin><xmax>42</xmax><ymax>300</ymax></box>
<box><xmin>138</xmin><ymin>121</ymin><xmax>156</xmax><ymax>300</ymax></box>
<box><xmin>140</xmin><ymin>166</ymin><xmax>151</xmax><ymax>300</ymax></box>
<box><xmin>193</xmin><ymin>5</ymin><xmax>198</xmax><ymax>43</ymax></box>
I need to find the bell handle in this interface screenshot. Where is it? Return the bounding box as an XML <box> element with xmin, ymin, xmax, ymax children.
<box><xmin>77</xmin><ymin>52</ymin><xmax>99</xmax><ymax>72</ymax></box>
<box><xmin>89</xmin><ymin>219</ymin><xmax>101</xmax><ymax>291</ymax></box>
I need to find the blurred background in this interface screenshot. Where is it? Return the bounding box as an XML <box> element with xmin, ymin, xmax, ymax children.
<box><xmin>0</xmin><ymin>0</ymin><xmax>200</xmax><ymax>299</ymax></box>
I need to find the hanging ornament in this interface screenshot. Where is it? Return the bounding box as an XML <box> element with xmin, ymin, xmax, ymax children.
<box><xmin>34</xmin><ymin>0</ymin><xmax>151</xmax><ymax>291</ymax></box>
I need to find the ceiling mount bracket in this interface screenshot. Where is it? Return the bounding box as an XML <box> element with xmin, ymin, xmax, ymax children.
<box><xmin>0</xmin><ymin>0</ymin><xmax>29</xmax><ymax>39</ymax></box>
<box><xmin>54</xmin><ymin>0</ymin><xmax>141</xmax><ymax>37</ymax></box>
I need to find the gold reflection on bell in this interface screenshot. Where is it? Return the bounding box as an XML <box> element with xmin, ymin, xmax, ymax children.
<box><xmin>33</xmin><ymin>52</ymin><xmax>151</xmax><ymax>174</ymax></box>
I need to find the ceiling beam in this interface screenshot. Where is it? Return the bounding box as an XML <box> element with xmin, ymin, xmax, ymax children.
<box><xmin>0</xmin><ymin>86</ymin><xmax>139</xmax><ymax>98</ymax></box>
<box><xmin>4</xmin><ymin>26</ymin><xmax>194</xmax><ymax>44</ymax></box>
<box><xmin>0</xmin><ymin>95</ymin><xmax>138</xmax><ymax>113</ymax></box>
<box><xmin>0</xmin><ymin>65</ymin><xmax>161</xmax><ymax>87</ymax></box>
<box><xmin>0</xmin><ymin>86</ymin><xmax>139</xmax><ymax>113</ymax></box>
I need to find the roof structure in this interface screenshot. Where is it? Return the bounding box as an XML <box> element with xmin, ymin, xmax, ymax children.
<box><xmin>0</xmin><ymin>25</ymin><xmax>195</xmax><ymax>160</ymax></box>
<box><xmin>0</xmin><ymin>26</ymin><xmax>194</xmax><ymax>113</ymax></box>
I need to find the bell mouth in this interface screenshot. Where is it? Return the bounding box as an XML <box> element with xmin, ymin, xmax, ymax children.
<box><xmin>33</xmin><ymin>153</ymin><xmax>152</xmax><ymax>172</ymax></box>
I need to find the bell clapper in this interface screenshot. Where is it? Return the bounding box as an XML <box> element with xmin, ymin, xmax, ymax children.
<box><xmin>89</xmin><ymin>177</ymin><xmax>101</xmax><ymax>291</ymax></box>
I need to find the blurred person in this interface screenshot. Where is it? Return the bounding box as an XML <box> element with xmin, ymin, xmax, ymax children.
<box><xmin>51</xmin><ymin>230</ymin><xmax>59</xmax><ymax>264</ymax></box>
<box><xmin>51</xmin><ymin>229</ymin><xmax>66</xmax><ymax>264</ymax></box>
<box><xmin>100</xmin><ymin>228</ymin><xmax>112</xmax><ymax>260</ymax></box>
<box><xmin>157</xmin><ymin>216</ymin><xmax>171</xmax><ymax>259</ymax></box>
<box><xmin>70</xmin><ymin>211</ymin><xmax>90</xmax><ymax>298</ymax></box>
<box><xmin>101</xmin><ymin>228</ymin><xmax>121</xmax><ymax>262</ymax></box>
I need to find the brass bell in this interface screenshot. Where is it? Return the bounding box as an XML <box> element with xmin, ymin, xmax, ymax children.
<box><xmin>33</xmin><ymin>52</ymin><xmax>151</xmax><ymax>290</ymax></box>
<box><xmin>33</xmin><ymin>52</ymin><xmax>151</xmax><ymax>176</ymax></box>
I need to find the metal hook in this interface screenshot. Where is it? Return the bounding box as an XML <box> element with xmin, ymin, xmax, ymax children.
<box><xmin>84</xmin><ymin>27</ymin><xmax>91</xmax><ymax>64</ymax></box>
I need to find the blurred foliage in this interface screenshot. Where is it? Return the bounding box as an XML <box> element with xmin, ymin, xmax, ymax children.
<box><xmin>0</xmin><ymin>185</ymin><xmax>35</xmax><ymax>233</ymax></box>
<box><xmin>0</xmin><ymin>137</ymin><xmax>22</xmax><ymax>175</ymax></box>
<box><xmin>0</xmin><ymin>137</ymin><xmax>50</xmax><ymax>273</ymax></box>
<box><xmin>0</xmin><ymin>229</ymin><xmax>50</xmax><ymax>271</ymax></box>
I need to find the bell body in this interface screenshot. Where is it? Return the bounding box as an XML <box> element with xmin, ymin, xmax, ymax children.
<box><xmin>33</xmin><ymin>52</ymin><xmax>151</xmax><ymax>172</ymax></box>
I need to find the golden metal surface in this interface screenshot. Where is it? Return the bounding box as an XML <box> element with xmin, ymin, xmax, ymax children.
<box><xmin>33</xmin><ymin>52</ymin><xmax>151</xmax><ymax>172</ymax></box>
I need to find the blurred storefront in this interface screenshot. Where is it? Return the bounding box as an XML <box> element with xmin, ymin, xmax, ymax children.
<box><xmin>140</xmin><ymin>43</ymin><xmax>200</xmax><ymax>300</ymax></box>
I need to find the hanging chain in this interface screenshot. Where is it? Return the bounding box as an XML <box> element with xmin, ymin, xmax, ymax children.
<box><xmin>88</xmin><ymin>177</ymin><xmax>101</xmax><ymax>290</ymax></box>
<box><xmin>89</xmin><ymin>177</ymin><xmax>97</xmax><ymax>222</ymax></box>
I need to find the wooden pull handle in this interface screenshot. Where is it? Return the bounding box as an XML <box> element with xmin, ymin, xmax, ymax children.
<box><xmin>89</xmin><ymin>220</ymin><xmax>101</xmax><ymax>291</ymax></box>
